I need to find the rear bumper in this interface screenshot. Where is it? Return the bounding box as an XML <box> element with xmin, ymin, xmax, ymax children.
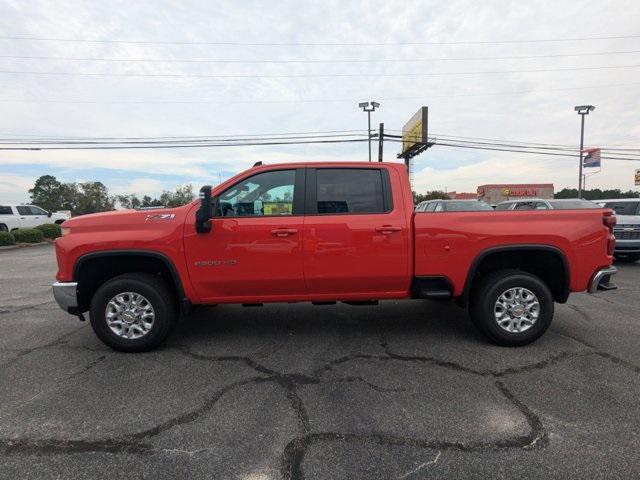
<box><xmin>588</xmin><ymin>266</ymin><xmax>617</xmax><ymax>293</ymax></box>
<box><xmin>52</xmin><ymin>282</ymin><xmax>78</xmax><ymax>312</ymax></box>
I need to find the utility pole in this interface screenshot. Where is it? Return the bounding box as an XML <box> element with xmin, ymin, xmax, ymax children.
<box><xmin>378</xmin><ymin>123</ymin><xmax>384</xmax><ymax>162</ymax></box>
<box><xmin>358</xmin><ymin>101</ymin><xmax>380</xmax><ymax>162</ymax></box>
<box><xmin>574</xmin><ymin>105</ymin><xmax>595</xmax><ymax>198</ymax></box>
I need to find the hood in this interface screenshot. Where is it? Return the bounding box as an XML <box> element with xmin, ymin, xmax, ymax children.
<box><xmin>62</xmin><ymin>206</ymin><xmax>186</xmax><ymax>229</ymax></box>
<box><xmin>615</xmin><ymin>214</ymin><xmax>640</xmax><ymax>225</ymax></box>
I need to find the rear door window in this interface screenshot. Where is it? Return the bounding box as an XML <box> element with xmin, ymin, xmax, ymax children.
<box><xmin>495</xmin><ymin>203</ymin><xmax>513</xmax><ymax>210</ymax></box>
<box><xmin>16</xmin><ymin>206</ymin><xmax>33</xmax><ymax>215</ymax></box>
<box><xmin>514</xmin><ymin>201</ymin><xmax>536</xmax><ymax>210</ymax></box>
<box><xmin>314</xmin><ymin>169</ymin><xmax>388</xmax><ymax>214</ymax></box>
<box><xmin>0</xmin><ymin>206</ymin><xmax>13</xmax><ymax>215</ymax></box>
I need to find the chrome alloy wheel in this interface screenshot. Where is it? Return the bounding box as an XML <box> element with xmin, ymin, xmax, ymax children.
<box><xmin>105</xmin><ymin>292</ymin><xmax>155</xmax><ymax>339</ymax></box>
<box><xmin>494</xmin><ymin>287</ymin><xmax>540</xmax><ymax>333</ymax></box>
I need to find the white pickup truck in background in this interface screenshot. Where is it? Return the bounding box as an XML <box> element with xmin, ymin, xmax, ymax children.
<box><xmin>0</xmin><ymin>204</ymin><xmax>71</xmax><ymax>232</ymax></box>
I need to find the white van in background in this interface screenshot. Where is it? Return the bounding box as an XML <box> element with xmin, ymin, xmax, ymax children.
<box><xmin>0</xmin><ymin>204</ymin><xmax>71</xmax><ymax>232</ymax></box>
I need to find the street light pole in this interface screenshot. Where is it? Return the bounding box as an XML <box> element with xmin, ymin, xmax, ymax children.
<box><xmin>359</xmin><ymin>101</ymin><xmax>380</xmax><ymax>162</ymax></box>
<box><xmin>574</xmin><ymin>105</ymin><xmax>595</xmax><ymax>198</ymax></box>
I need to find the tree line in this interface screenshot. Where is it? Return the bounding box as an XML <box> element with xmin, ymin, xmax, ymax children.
<box><xmin>28</xmin><ymin>175</ymin><xmax>195</xmax><ymax>216</ymax></box>
<box><xmin>413</xmin><ymin>188</ymin><xmax>639</xmax><ymax>204</ymax></box>
<box><xmin>553</xmin><ymin>188</ymin><xmax>640</xmax><ymax>200</ymax></box>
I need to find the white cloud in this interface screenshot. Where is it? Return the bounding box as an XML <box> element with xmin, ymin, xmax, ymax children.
<box><xmin>109</xmin><ymin>178</ymin><xmax>165</xmax><ymax>196</ymax></box>
<box><xmin>0</xmin><ymin>173</ymin><xmax>34</xmax><ymax>203</ymax></box>
<box><xmin>413</xmin><ymin>153</ymin><xmax>639</xmax><ymax>193</ymax></box>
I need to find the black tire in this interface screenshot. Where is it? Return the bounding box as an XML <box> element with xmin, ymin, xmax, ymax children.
<box><xmin>89</xmin><ymin>272</ymin><xmax>177</xmax><ymax>352</ymax></box>
<box><xmin>469</xmin><ymin>269</ymin><xmax>554</xmax><ymax>347</ymax></box>
<box><xmin>0</xmin><ymin>224</ymin><xmax>7</xmax><ymax>232</ymax></box>
<box><xmin>614</xmin><ymin>254</ymin><xmax>640</xmax><ymax>263</ymax></box>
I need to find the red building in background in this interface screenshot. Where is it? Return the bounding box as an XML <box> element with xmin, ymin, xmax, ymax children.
<box><xmin>445</xmin><ymin>184</ymin><xmax>554</xmax><ymax>204</ymax></box>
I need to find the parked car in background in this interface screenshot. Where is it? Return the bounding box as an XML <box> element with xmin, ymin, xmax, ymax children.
<box><xmin>415</xmin><ymin>199</ymin><xmax>493</xmax><ymax>212</ymax></box>
<box><xmin>0</xmin><ymin>204</ymin><xmax>71</xmax><ymax>231</ymax></box>
<box><xmin>495</xmin><ymin>198</ymin><xmax>600</xmax><ymax>210</ymax></box>
<box><xmin>594</xmin><ymin>199</ymin><xmax>640</xmax><ymax>262</ymax></box>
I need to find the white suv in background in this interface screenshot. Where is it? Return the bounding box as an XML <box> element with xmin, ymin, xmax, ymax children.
<box><xmin>495</xmin><ymin>198</ymin><xmax>599</xmax><ymax>210</ymax></box>
<box><xmin>0</xmin><ymin>204</ymin><xmax>71</xmax><ymax>232</ymax></box>
<box><xmin>595</xmin><ymin>199</ymin><xmax>640</xmax><ymax>263</ymax></box>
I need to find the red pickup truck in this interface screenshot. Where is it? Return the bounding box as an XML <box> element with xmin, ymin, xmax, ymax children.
<box><xmin>52</xmin><ymin>162</ymin><xmax>617</xmax><ymax>352</ymax></box>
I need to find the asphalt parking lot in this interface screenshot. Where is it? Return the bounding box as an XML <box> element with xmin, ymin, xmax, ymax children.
<box><xmin>1</xmin><ymin>245</ymin><xmax>639</xmax><ymax>479</ymax></box>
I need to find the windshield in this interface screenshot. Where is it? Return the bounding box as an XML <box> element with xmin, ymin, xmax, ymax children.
<box><xmin>602</xmin><ymin>201</ymin><xmax>640</xmax><ymax>215</ymax></box>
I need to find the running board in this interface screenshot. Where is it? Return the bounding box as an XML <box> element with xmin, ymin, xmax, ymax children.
<box><xmin>412</xmin><ymin>276</ymin><xmax>453</xmax><ymax>300</ymax></box>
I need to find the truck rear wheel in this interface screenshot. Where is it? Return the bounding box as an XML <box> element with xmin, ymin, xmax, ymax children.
<box><xmin>469</xmin><ymin>269</ymin><xmax>554</xmax><ymax>347</ymax></box>
<box><xmin>89</xmin><ymin>272</ymin><xmax>177</xmax><ymax>352</ymax></box>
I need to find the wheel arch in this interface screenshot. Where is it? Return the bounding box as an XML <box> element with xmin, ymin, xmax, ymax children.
<box><xmin>459</xmin><ymin>244</ymin><xmax>570</xmax><ymax>306</ymax></box>
<box><xmin>73</xmin><ymin>250</ymin><xmax>188</xmax><ymax>313</ymax></box>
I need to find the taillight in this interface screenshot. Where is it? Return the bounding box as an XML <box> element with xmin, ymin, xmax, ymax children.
<box><xmin>603</xmin><ymin>210</ymin><xmax>616</xmax><ymax>256</ymax></box>
<box><xmin>603</xmin><ymin>211</ymin><xmax>616</xmax><ymax>232</ymax></box>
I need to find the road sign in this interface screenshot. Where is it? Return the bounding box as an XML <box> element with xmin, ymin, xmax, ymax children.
<box><xmin>583</xmin><ymin>148</ymin><xmax>601</xmax><ymax>168</ymax></box>
<box><xmin>635</xmin><ymin>169</ymin><xmax>640</xmax><ymax>186</ymax></box>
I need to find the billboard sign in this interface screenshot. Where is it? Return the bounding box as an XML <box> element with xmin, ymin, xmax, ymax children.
<box><xmin>401</xmin><ymin>107</ymin><xmax>428</xmax><ymax>157</ymax></box>
<box><xmin>636</xmin><ymin>169</ymin><xmax>640</xmax><ymax>186</ymax></box>
<box><xmin>583</xmin><ymin>147</ymin><xmax>601</xmax><ymax>168</ymax></box>
<box><xmin>502</xmin><ymin>187</ymin><xmax>538</xmax><ymax>197</ymax></box>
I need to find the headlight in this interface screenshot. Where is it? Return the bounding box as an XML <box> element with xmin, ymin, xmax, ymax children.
<box><xmin>61</xmin><ymin>227</ymin><xmax>71</xmax><ymax>236</ymax></box>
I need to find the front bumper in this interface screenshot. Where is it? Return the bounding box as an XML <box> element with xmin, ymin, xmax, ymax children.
<box><xmin>614</xmin><ymin>239</ymin><xmax>640</xmax><ymax>254</ymax></box>
<box><xmin>588</xmin><ymin>266</ymin><xmax>617</xmax><ymax>293</ymax></box>
<box><xmin>52</xmin><ymin>282</ymin><xmax>78</xmax><ymax>312</ymax></box>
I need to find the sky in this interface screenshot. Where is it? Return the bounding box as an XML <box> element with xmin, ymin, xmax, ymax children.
<box><xmin>0</xmin><ymin>0</ymin><xmax>639</xmax><ymax>203</ymax></box>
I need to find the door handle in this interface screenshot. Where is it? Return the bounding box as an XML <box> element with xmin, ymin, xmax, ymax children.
<box><xmin>376</xmin><ymin>225</ymin><xmax>402</xmax><ymax>234</ymax></box>
<box><xmin>271</xmin><ymin>228</ymin><xmax>298</xmax><ymax>237</ymax></box>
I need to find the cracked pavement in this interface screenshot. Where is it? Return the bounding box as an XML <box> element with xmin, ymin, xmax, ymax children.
<box><xmin>1</xmin><ymin>245</ymin><xmax>640</xmax><ymax>479</ymax></box>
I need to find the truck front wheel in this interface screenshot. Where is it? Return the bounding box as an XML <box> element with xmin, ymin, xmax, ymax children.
<box><xmin>469</xmin><ymin>269</ymin><xmax>554</xmax><ymax>347</ymax></box>
<box><xmin>89</xmin><ymin>273</ymin><xmax>177</xmax><ymax>352</ymax></box>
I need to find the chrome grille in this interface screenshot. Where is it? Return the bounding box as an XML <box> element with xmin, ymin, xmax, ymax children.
<box><xmin>614</xmin><ymin>225</ymin><xmax>640</xmax><ymax>240</ymax></box>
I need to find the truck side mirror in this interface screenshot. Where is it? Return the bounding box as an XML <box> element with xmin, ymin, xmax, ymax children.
<box><xmin>47</xmin><ymin>211</ymin><xmax>52</xmax><ymax>217</ymax></box>
<box><xmin>195</xmin><ymin>185</ymin><xmax>213</xmax><ymax>233</ymax></box>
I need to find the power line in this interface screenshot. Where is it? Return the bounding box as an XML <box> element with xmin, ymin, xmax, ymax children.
<box><xmin>1</xmin><ymin>34</ymin><xmax>640</xmax><ymax>46</ymax></box>
<box><xmin>389</xmin><ymin>129</ymin><xmax>640</xmax><ymax>151</ymax></box>
<box><xmin>0</xmin><ymin>137</ymin><xmax>370</xmax><ymax>151</ymax></box>
<box><xmin>1</xmin><ymin>64</ymin><xmax>639</xmax><ymax>79</ymax></box>
<box><xmin>0</xmin><ymin>129</ymin><xmax>367</xmax><ymax>141</ymax></box>
<box><xmin>2</xmin><ymin>50</ymin><xmax>640</xmax><ymax>64</ymax></box>
<box><xmin>386</xmin><ymin>137</ymin><xmax>640</xmax><ymax>161</ymax></box>
<box><xmin>0</xmin><ymin>132</ymin><xmax>369</xmax><ymax>145</ymax></box>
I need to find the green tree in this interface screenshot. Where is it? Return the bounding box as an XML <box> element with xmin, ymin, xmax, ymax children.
<box><xmin>555</xmin><ymin>188</ymin><xmax>640</xmax><ymax>200</ymax></box>
<box><xmin>159</xmin><ymin>184</ymin><xmax>195</xmax><ymax>207</ymax></box>
<box><xmin>141</xmin><ymin>195</ymin><xmax>163</xmax><ymax>208</ymax></box>
<box><xmin>116</xmin><ymin>194</ymin><xmax>142</xmax><ymax>209</ymax></box>
<box><xmin>28</xmin><ymin>175</ymin><xmax>64</xmax><ymax>212</ymax></box>
<box><xmin>73</xmin><ymin>182</ymin><xmax>114</xmax><ymax>215</ymax></box>
<box><xmin>413</xmin><ymin>190</ymin><xmax>450</xmax><ymax>204</ymax></box>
